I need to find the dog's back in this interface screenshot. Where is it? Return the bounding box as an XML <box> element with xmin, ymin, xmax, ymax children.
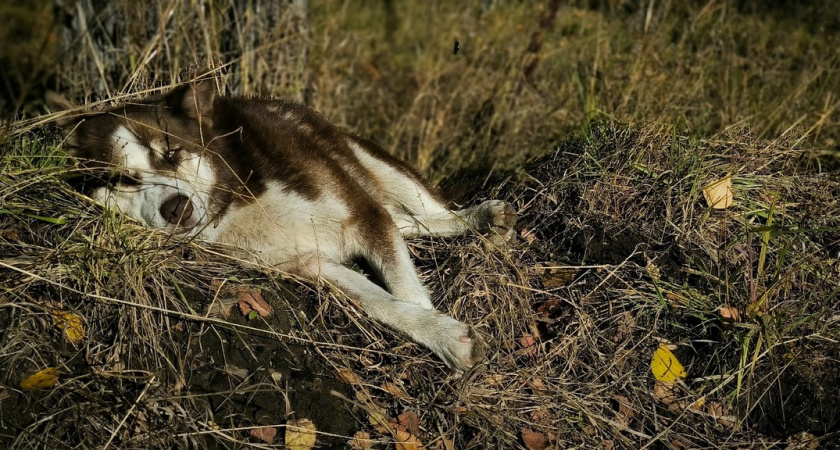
<box><xmin>49</xmin><ymin>83</ymin><xmax>517</xmax><ymax>372</ymax></box>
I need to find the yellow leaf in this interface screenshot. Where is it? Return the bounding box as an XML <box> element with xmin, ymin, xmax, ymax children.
<box><xmin>51</xmin><ymin>310</ymin><xmax>85</xmax><ymax>344</ymax></box>
<box><xmin>20</xmin><ymin>367</ymin><xmax>60</xmax><ymax>391</ymax></box>
<box><xmin>285</xmin><ymin>418</ymin><xmax>317</xmax><ymax>450</ymax></box>
<box><xmin>368</xmin><ymin>407</ymin><xmax>396</xmax><ymax>433</ymax></box>
<box><xmin>651</xmin><ymin>344</ymin><xmax>687</xmax><ymax>382</ymax></box>
<box><xmin>703</xmin><ymin>177</ymin><xmax>734</xmax><ymax>209</ymax></box>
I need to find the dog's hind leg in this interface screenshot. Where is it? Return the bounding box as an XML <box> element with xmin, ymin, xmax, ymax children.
<box><xmin>380</xmin><ymin>178</ymin><xmax>516</xmax><ymax>239</ymax></box>
<box><xmin>393</xmin><ymin>198</ymin><xmax>517</xmax><ymax>239</ymax></box>
<box><xmin>348</xmin><ymin>139</ymin><xmax>517</xmax><ymax>239</ymax></box>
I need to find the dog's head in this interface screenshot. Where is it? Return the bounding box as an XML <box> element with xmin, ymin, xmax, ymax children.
<box><xmin>49</xmin><ymin>83</ymin><xmax>228</xmax><ymax>235</ymax></box>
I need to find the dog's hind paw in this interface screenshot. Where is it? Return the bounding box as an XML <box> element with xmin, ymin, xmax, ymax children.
<box><xmin>468</xmin><ymin>200</ymin><xmax>517</xmax><ymax>236</ymax></box>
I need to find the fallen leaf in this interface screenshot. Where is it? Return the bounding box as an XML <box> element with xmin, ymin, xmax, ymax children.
<box><xmin>602</xmin><ymin>440</ymin><xmax>615</xmax><ymax>450</ymax></box>
<box><xmin>519</xmin><ymin>334</ymin><xmax>538</xmax><ymax>356</ymax></box>
<box><xmin>528</xmin><ymin>378</ymin><xmax>548</xmax><ymax>392</ymax></box>
<box><xmin>705</xmin><ymin>401</ymin><xmax>737</xmax><ymax>428</ymax></box>
<box><xmin>51</xmin><ymin>309</ymin><xmax>85</xmax><ymax>345</ymax></box>
<box><xmin>237</xmin><ymin>288</ymin><xmax>273</xmax><ymax>317</ymax></box>
<box><xmin>20</xmin><ymin>367</ymin><xmax>60</xmax><ymax>391</ymax></box>
<box><xmin>614</xmin><ymin>395</ymin><xmax>636</xmax><ymax>419</ymax></box>
<box><xmin>672</xmin><ymin>438</ymin><xmax>690</xmax><ymax>449</ymax></box>
<box><xmin>651</xmin><ymin>344</ymin><xmax>686</xmax><ymax>382</ymax></box>
<box><xmin>536</xmin><ymin>298</ymin><xmax>563</xmax><ymax>318</ymax></box>
<box><xmin>209</xmin><ymin>277</ymin><xmax>226</xmax><ymax>294</ymax></box>
<box><xmin>703</xmin><ymin>176</ymin><xmax>734</xmax><ymax>209</ymax></box>
<box><xmin>651</xmin><ymin>381</ymin><xmax>681</xmax><ymax>411</ymax></box>
<box><xmin>397</xmin><ymin>410</ymin><xmax>420</xmax><ymax>436</ymax></box>
<box><xmin>395</xmin><ymin>429</ymin><xmax>424</xmax><ymax>450</ymax></box>
<box><xmin>521</xmin><ymin>429</ymin><xmax>549</xmax><ymax>450</ymax></box>
<box><xmin>206</xmin><ymin>298</ymin><xmax>237</xmax><ymax>318</ymax></box>
<box><xmin>224</xmin><ymin>365</ymin><xmax>248</xmax><ymax>379</ymax></box>
<box><xmin>0</xmin><ymin>228</ymin><xmax>19</xmax><ymax>240</ymax></box>
<box><xmin>530</xmin><ymin>407</ymin><xmax>550</xmax><ymax>425</ymax></box>
<box><xmin>719</xmin><ymin>306</ymin><xmax>741</xmax><ymax>323</ymax></box>
<box><xmin>285</xmin><ymin>418</ymin><xmax>317</xmax><ymax>450</ymax></box>
<box><xmin>336</xmin><ymin>367</ymin><xmax>362</xmax><ymax>385</ymax></box>
<box><xmin>786</xmin><ymin>431</ymin><xmax>820</xmax><ymax>450</ymax></box>
<box><xmin>349</xmin><ymin>431</ymin><xmax>375</xmax><ymax>449</ymax></box>
<box><xmin>382</xmin><ymin>382</ymin><xmax>412</xmax><ymax>400</ymax></box>
<box><xmin>368</xmin><ymin>406</ymin><xmax>396</xmax><ymax>433</ymax></box>
<box><xmin>250</xmin><ymin>426</ymin><xmax>277</xmax><ymax>443</ymax></box>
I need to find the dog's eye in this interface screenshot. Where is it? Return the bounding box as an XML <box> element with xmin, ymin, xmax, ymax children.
<box><xmin>165</xmin><ymin>148</ymin><xmax>180</xmax><ymax>162</ymax></box>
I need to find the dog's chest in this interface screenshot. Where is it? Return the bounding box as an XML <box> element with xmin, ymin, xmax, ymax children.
<box><xmin>201</xmin><ymin>181</ymin><xmax>356</xmax><ymax>268</ymax></box>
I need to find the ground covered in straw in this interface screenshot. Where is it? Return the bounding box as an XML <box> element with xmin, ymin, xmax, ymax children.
<box><xmin>2</xmin><ymin>120</ymin><xmax>838</xmax><ymax>448</ymax></box>
<box><xmin>2</xmin><ymin>0</ymin><xmax>840</xmax><ymax>448</ymax></box>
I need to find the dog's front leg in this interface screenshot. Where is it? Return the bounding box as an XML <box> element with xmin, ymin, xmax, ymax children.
<box><xmin>300</xmin><ymin>258</ymin><xmax>484</xmax><ymax>373</ymax></box>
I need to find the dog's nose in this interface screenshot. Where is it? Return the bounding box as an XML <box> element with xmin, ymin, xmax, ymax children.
<box><xmin>160</xmin><ymin>194</ymin><xmax>195</xmax><ymax>225</ymax></box>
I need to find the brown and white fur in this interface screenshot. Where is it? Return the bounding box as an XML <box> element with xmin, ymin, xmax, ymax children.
<box><xmin>48</xmin><ymin>82</ymin><xmax>517</xmax><ymax>373</ymax></box>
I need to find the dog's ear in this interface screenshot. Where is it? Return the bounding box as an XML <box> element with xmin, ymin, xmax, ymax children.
<box><xmin>166</xmin><ymin>81</ymin><xmax>217</xmax><ymax>121</ymax></box>
<box><xmin>46</xmin><ymin>91</ymin><xmax>85</xmax><ymax>149</ymax></box>
<box><xmin>46</xmin><ymin>91</ymin><xmax>75</xmax><ymax>112</ymax></box>
<box><xmin>46</xmin><ymin>91</ymin><xmax>84</xmax><ymax>127</ymax></box>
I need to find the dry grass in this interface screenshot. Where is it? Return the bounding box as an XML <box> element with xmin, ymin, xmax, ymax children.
<box><xmin>308</xmin><ymin>1</ymin><xmax>840</xmax><ymax>182</ymax></box>
<box><xmin>2</xmin><ymin>0</ymin><xmax>840</xmax><ymax>448</ymax></box>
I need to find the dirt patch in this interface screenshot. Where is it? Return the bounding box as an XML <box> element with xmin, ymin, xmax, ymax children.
<box><xmin>0</xmin><ymin>281</ymin><xmax>357</xmax><ymax>448</ymax></box>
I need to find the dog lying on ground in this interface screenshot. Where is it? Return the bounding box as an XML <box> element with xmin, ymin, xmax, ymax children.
<box><xmin>47</xmin><ymin>82</ymin><xmax>517</xmax><ymax>373</ymax></box>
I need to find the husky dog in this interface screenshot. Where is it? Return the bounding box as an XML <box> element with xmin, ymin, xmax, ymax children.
<box><xmin>47</xmin><ymin>82</ymin><xmax>516</xmax><ymax>372</ymax></box>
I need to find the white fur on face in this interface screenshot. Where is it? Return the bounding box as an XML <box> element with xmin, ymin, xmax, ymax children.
<box><xmin>112</xmin><ymin>126</ymin><xmax>150</xmax><ymax>172</ymax></box>
<box><xmin>97</xmin><ymin>125</ymin><xmax>216</xmax><ymax>234</ymax></box>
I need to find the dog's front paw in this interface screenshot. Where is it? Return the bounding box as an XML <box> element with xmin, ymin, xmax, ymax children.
<box><xmin>468</xmin><ymin>199</ymin><xmax>517</xmax><ymax>236</ymax></box>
